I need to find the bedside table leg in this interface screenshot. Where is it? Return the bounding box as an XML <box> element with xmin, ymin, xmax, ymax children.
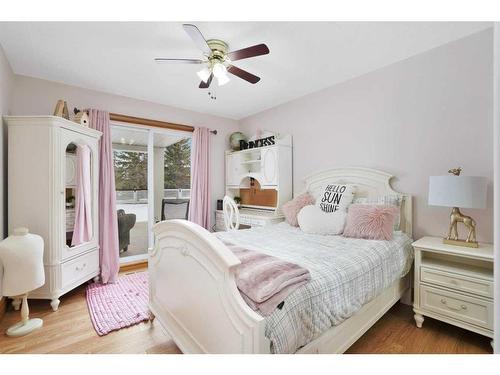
<box><xmin>50</xmin><ymin>298</ymin><xmax>60</xmax><ymax>312</ymax></box>
<box><xmin>414</xmin><ymin>313</ymin><xmax>424</xmax><ymax>328</ymax></box>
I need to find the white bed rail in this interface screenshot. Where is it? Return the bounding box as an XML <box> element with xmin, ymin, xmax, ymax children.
<box><xmin>149</xmin><ymin>219</ymin><xmax>269</xmax><ymax>353</ymax></box>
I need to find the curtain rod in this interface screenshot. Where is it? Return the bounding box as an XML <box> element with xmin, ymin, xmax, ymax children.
<box><xmin>73</xmin><ymin>108</ymin><xmax>217</xmax><ymax>134</ymax></box>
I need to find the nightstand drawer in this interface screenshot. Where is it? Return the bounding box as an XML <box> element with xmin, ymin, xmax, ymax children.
<box><xmin>420</xmin><ymin>286</ymin><xmax>493</xmax><ymax>330</ymax></box>
<box><xmin>421</xmin><ymin>267</ymin><xmax>493</xmax><ymax>298</ymax></box>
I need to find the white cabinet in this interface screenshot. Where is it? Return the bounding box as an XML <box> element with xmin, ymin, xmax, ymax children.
<box><xmin>226</xmin><ymin>145</ymin><xmax>289</xmax><ymax>189</ymax></box>
<box><xmin>7</xmin><ymin>116</ymin><xmax>102</xmax><ymax>311</ymax></box>
<box><xmin>226</xmin><ymin>152</ymin><xmax>244</xmax><ymax>186</ymax></box>
<box><xmin>261</xmin><ymin>147</ymin><xmax>278</xmax><ymax>186</ymax></box>
<box><xmin>412</xmin><ymin>237</ymin><xmax>494</xmax><ymax>346</ymax></box>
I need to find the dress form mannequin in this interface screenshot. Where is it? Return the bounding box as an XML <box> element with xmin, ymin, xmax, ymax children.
<box><xmin>0</xmin><ymin>227</ymin><xmax>45</xmax><ymax>336</ymax></box>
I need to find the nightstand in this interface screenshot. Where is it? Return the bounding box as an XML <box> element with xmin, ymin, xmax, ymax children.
<box><xmin>412</xmin><ymin>237</ymin><xmax>494</xmax><ymax>345</ymax></box>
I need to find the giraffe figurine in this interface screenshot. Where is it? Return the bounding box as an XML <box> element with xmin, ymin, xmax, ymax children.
<box><xmin>443</xmin><ymin>167</ymin><xmax>479</xmax><ymax>247</ymax></box>
<box><xmin>447</xmin><ymin>207</ymin><xmax>477</xmax><ymax>243</ymax></box>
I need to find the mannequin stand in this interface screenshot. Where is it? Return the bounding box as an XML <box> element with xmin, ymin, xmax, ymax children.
<box><xmin>6</xmin><ymin>294</ymin><xmax>43</xmax><ymax>337</ymax></box>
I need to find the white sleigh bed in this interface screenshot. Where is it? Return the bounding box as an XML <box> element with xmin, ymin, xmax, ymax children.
<box><xmin>148</xmin><ymin>167</ymin><xmax>413</xmax><ymax>354</ymax></box>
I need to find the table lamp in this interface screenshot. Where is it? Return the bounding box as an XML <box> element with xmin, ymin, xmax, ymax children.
<box><xmin>0</xmin><ymin>227</ymin><xmax>45</xmax><ymax>336</ymax></box>
<box><xmin>428</xmin><ymin>168</ymin><xmax>487</xmax><ymax>248</ymax></box>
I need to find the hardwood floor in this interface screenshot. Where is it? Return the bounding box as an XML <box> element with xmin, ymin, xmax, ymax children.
<box><xmin>346</xmin><ymin>304</ymin><xmax>492</xmax><ymax>354</ymax></box>
<box><xmin>0</xmin><ymin>270</ymin><xmax>180</xmax><ymax>354</ymax></box>
<box><xmin>0</xmin><ymin>271</ymin><xmax>492</xmax><ymax>354</ymax></box>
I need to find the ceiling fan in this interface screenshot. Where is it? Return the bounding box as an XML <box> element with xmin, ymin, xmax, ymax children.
<box><xmin>155</xmin><ymin>24</ymin><xmax>270</xmax><ymax>88</ymax></box>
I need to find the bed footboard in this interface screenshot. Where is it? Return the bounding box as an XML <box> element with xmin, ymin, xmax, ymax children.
<box><xmin>149</xmin><ymin>220</ymin><xmax>269</xmax><ymax>354</ymax></box>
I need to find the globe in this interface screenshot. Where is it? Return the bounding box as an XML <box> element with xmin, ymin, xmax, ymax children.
<box><xmin>229</xmin><ymin>132</ymin><xmax>247</xmax><ymax>151</ymax></box>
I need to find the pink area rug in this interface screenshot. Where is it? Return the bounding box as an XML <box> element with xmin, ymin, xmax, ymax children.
<box><xmin>86</xmin><ymin>271</ymin><xmax>151</xmax><ymax>336</ymax></box>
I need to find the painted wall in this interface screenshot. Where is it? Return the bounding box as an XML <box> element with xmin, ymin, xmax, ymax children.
<box><xmin>0</xmin><ymin>44</ymin><xmax>14</xmax><ymax>239</ymax></box>
<box><xmin>240</xmin><ymin>29</ymin><xmax>494</xmax><ymax>242</ymax></box>
<box><xmin>4</xmin><ymin>28</ymin><xmax>495</xmax><ymax>245</ymax></box>
<box><xmin>493</xmin><ymin>23</ymin><xmax>499</xmax><ymax>354</ymax></box>
<box><xmin>11</xmin><ymin>75</ymin><xmax>239</xmax><ymax>229</ymax></box>
<box><xmin>0</xmin><ymin>43</ymin><xmax>14</xmax><ymax>300</ymax></box>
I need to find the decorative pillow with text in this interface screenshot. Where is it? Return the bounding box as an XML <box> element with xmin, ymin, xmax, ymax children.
<box><xmin>315</xmin><ymin>183</ymin><xmax>356</xmax><ymax>213</ymax></box>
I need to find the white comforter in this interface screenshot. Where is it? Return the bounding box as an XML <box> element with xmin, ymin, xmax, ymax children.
<box><xmin>216</xmin><ymin>222</ymin><xmax>413</xmax><ymax>354</ymax></box>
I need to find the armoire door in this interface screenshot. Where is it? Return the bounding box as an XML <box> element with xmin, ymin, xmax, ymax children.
<box><xmin>60</xmin><ymin>128</ymin><xmax>99</xmax><ymax>260</ymax></box>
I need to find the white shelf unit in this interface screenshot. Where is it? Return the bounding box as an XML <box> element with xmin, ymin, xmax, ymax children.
<box><xmin>225</xmin><ymin>144</ymin><xmax>292</xmax><ymax>210</ymax></box>
<box><xmin>220</xmin><ymin>136</ymin><xmax>292</xmax><ymax>231</ymax></box>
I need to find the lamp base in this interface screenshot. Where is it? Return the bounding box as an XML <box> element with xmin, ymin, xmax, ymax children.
<box><xmin>443</xmin><ymin>238</ymin><xmax>479</xmax><ymax>248</ymax></box>
<box><xmin>6</xmin><ymin>318</ymin><xmax>43</xmax><ymax>337</ymax></box>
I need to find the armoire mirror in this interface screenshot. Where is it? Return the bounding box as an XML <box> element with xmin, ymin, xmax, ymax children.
<box><xmin>65</xmin><ymin>142</ymin><xmax>94</xmax><ymax>248</ymax></box>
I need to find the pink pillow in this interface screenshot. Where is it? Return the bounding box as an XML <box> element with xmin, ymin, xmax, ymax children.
<box><xmin>282</xmin><ymin>193</ymin><xmax>315</xmax><ymax>227</ymax></box>
<box><xmin>343</xmin><ymin>204</ymin><xmax>399</xmax><ymax>240</ymax></box>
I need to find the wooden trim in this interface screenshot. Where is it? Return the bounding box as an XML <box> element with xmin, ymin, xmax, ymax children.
<box><xmin>109</xmin><ymin>113</ymin><xmax>194</xmax><ymax>133</ymax></box>
<box><xmin>119</xmin><ymin>259</ymin><xmax>148</xmax><ymax>273</ymax></box>
<box><xmin>0</xmin><ymin>297</ymin><xmax>7</xmax><ymax>323</ymax></box>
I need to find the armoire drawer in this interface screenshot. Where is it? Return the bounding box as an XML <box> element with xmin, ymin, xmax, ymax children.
<box><xmin>61</xmin><ymin>250</ymin><xmax>99</xmax><ymax>287</ymax></box>
<box><xmin>420</xmin><ymin>267</ymin><xmax>493</xmax><ymax>298</ymax></box>
<box><xmin>420</xmin><ymin>285</ymin><xmax>493</xmax><ymax>330</ymax></box>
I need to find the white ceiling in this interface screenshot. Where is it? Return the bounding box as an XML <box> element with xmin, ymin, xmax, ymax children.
<box><xmin>0</xmin><ymin>22</ymin><xmax>492</xmax><ymax>120</ymax></box>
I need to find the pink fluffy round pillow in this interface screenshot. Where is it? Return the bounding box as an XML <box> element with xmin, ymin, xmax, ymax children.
<box><xmin>282</xmin><ymin>192</ymin><xmax>315</xmax><ymax>227</ymax></box>
<box><xmin>343</xmin><ymin>204</ymin><xmax>399</xmax><ymax>240</ymax></box>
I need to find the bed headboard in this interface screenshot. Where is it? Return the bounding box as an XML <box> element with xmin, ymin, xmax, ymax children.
<box><xmin>304</xmin><ymin>167</ymin><xmax>413</xmax><ymax>237</ymax></box>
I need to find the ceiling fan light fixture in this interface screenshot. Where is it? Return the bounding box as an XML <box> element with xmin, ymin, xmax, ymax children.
<box><xmin>212</xmin><ymin>62</ymin><xmax>229</xmax><ymax>86</ymax></box>
<box><xmin>196</xmin><ymin>67</ymin><xmax>211</xmax><ymax>83</ymax></box>
<box><xmin>212</xmin><ymin>62</ymin><xmax>227</xmax><ymax>79</ymax></box>
<box><xmin>217</xmin><ymin>73</ymin><xmax>230</xmax><ymax>86</ymax></box>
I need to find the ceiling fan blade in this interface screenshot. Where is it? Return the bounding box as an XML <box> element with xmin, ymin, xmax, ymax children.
<box><xmin>183</xmin><ymin>24</ymin><xmax>212</xmax><ymax>56</ymax></box>
<box><xmin>199</xmin><ymin>73</ymin><xmax>213</xmax><ymax>89</ymax></box>
<box><xmin>154</xmin><ymin>58</ymin><xmax>203</xmax><ymax>64</ymax></box>
<box><xmin>227</xmin><ymin>44</ymin><xmax>269</xmax><ymax>61</ymax></box>
<box><xmin>227</xmin><ymin>65</ymin><xmax>260</xmax><ymax>84</ymax></box>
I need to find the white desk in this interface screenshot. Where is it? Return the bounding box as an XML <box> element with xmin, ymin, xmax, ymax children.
<box><xmin>215</xmin><ymin>208</ymin><xmax>285</xmax><ymax>232</ymax></box>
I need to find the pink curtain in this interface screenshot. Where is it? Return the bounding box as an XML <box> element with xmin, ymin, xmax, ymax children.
<box><xmin>88</xmin><ymin>109</ymin><xmax>120</xmax><ymax>283</ymax></box>
<box><xmin>188</xmin><ymin>127</ymin><xmax>211</xmax><ymax>230</ymax></box>
<box><xmin>72</xmin><ymin>145</ymin><xmax>93</xmax><ymax>246</ymax></box>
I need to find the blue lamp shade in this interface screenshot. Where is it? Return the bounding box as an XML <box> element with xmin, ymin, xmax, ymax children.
<box><xmin>428</xmin><ymin>176</ymin><xmax>487</xmax><ymax>209</ymax></box>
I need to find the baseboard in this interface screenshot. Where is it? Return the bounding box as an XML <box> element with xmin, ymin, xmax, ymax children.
<box><xmin>119</xmin><ymin>259</ymin><xmax>148</xmax><ymax>273</ymax></box>
<box><xmin>0</xmin><ymin>297</ymin><xmax>7</xmax><ymax>323</ymax></box>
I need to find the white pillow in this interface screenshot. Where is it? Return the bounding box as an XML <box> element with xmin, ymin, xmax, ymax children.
<box><xmin>315</xmin><ymin>183</ymin><xmax>356</xmax><ymax>213</ymax></box>
<box><xmin>297</xmin><ymin>205</ymin><xmax>347</xmax><ymax>235</ymax></box>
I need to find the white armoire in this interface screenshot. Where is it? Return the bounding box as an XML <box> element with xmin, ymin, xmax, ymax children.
<box><xmin>6</xmin><ymin>116</ymin><xmax>102</xmax><ymax>311</ymax></box>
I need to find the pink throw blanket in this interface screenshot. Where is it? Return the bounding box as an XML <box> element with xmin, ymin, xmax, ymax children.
<box><xmin>227</xmin><ymin>244</ymin><xmax>311</xmax><ymax>316</ymax></box>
